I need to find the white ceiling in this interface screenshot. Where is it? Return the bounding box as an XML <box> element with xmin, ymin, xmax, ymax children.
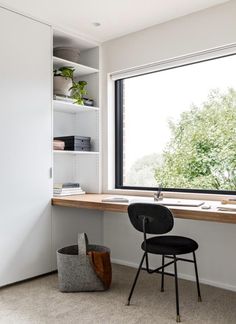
<box><xmin>1</xmin><ymin>0</ymin><xmax>229</xmax><ymax>42</ymax></box>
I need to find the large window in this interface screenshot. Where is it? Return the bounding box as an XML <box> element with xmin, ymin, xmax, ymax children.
<box><xmin>115</xmin><ymin>54</ymin><xmax>236</xmax><ymax>194</ymax></box>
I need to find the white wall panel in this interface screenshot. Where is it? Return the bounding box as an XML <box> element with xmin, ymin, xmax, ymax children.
<box><xmin>103</xmin><ymin>212</ymin><xmax>236</xmax><ymax>291</ymax></box>
<box><xmin>0</xmin><ymin>7</ymin><xmax>52</xmax><ymax>285</ymax></box>
<box><xmin>52</xmin><ymin>206</ymin><xmax>103</xmax><ymax>269</ymax></box>
<box><xmin>101</xmin><ymin>1</ymin><xmax>236</xmax><ymax>291</ymax></box>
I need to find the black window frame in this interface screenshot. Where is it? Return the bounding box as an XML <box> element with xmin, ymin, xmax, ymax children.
<box><xmin>115</xmin><ymin>54</ymin><xmax>236</xmax><ymax>195</ymax></box>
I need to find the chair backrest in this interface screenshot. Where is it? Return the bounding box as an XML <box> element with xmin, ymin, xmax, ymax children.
<box><xmin>128</xmin><ymin>203</ymin><xmax>174</xmax><ymax>234</ymax></box>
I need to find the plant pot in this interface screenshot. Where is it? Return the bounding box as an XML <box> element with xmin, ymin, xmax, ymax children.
<box><xmin>53</xmin><ymin>76</ymin><xmax>72</xmax><ymax>97</ymax></box>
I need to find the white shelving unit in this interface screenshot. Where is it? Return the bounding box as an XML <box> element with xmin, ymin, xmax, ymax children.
<box><xmin>53</xmin><ymin>56</ymin><xmax>98</xmax><ymax>77</ymax></box>
<box><xmin>54</xmin><ymin>99</ymin><xmax>99</xmax><ymax>113</ymax></box>
<box><xmin>53</xmin><ymin>30</ymin><xmax>101</xmax><ymax>193</ymax></box>
<box><xmin>54</xmin><ymin>150</ymin><xmax>99</xmax><ymax>155</ymax></box>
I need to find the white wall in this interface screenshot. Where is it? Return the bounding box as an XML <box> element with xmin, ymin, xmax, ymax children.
<box><xmin>103</xmin><ymin>212</ymin><xmax>236</xmax><ymax>291</ymax></box>
<box><xmin>102</xmin><ymin>0</ymin><xmax>236</xmax><ymax>73</ymax></box>
<box><xmin>101</xmin><ymin>0</ymin><xmax>236</xmax><ymax>291</ymax></box>
<box><xmin>52</xmin><ymin>207</ymin><xmax>103</xmax><ymax>269</ymax></box>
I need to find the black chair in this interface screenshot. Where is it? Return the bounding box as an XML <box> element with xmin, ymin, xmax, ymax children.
<box><xmin>126</xmin><ymin>203</ymin><xmax>201</xmax><ymax>322</ymax></box>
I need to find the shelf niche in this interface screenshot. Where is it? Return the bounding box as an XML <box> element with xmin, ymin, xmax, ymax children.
<box><xmin>53</xmin><ymin>29</ymin><xmax>100</xmax><ymax>193</ymax></box>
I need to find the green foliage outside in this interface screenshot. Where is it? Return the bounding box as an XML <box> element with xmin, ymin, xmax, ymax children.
<box><xmin>154</xmin><ymin>88</ymin><xmax>236</xmax><ymax>191</ymax></box>
<box><xmin>125</xmin><ymin>154</ymin><xmax>161</xmax><ymax>186</ymax></box>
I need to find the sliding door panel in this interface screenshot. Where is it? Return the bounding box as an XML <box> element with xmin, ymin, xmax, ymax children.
<box><xmin>0</xmin><ymin>7</ymin><xmax>52</xmax><ymax>285</ymax></box>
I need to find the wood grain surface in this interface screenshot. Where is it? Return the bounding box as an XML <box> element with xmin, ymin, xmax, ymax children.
<box><xmin>52</xmin><ymin>194</ymin><xmax>236</xmax><ymax>224</ymax></box>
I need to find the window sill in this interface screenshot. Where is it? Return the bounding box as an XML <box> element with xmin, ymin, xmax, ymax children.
<box><xmin>104</xmin><ymin>188</ymin><xmax>236</xmax><ymax>202</ymax></box>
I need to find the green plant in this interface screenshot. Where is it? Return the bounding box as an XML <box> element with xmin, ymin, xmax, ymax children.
<box><xmin>53</xmin><ymin>66</ymin><xmax>88</xmax><ymax>105</ymax></box>
<box><xmin>154</xmin><ymin>88</ymin><xmax>236</xmax><ymax>191</ymax></box>
<box><xmin>53</xmin><ymin>66</ymin><xmax>75</xmax><ymax>79</ymax></box>
<box><xmin>69</xmin><ymin>81</ymin><xmax>87</xmax><ymax>105</ymax></box>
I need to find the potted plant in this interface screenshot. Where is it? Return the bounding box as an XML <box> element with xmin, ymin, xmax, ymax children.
<box><xmin>70</xmin><ymin>81</ymin><xmax>87</xmax><ymax>105</ymax></box>
<box><xmin>53</xmin><ymin>66</ymin><xmax>74</xmax><ymax>97</ymax></box>
<box><xmin>53</xmin><ymin>66</ymin><xmax>88</xmax><ymax>105</ymax></box>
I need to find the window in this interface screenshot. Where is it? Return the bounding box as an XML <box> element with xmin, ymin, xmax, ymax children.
<box><xmin>115</xmin><ymin>53</ymin><xmax>236</xmax><ymax>194</ymax></box>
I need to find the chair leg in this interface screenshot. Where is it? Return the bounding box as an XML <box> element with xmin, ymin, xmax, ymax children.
<box><xmin>193</xmin><ymin>251</ymin><xmax>202</xmax><ymax>302</ymax></box>
<box><xmin>174</xmin><ymin>255</ymin><xmax>181</xmax><ymax>323</ymax></box>
<box><xmin>126</xmin><ymin>252</ymin><xmax>146</xmax><ymax>306</ymax></box>
<box><xmin>161</xmin><ymin>254</ymin><xmax>165</xmax><ymax>292</ymax></box>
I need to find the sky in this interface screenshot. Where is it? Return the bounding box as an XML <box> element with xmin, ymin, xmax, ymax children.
<box><xmin>123</xmin><ymin>54</ymin><xmax>236</xmax><ymax>173</ymax></box>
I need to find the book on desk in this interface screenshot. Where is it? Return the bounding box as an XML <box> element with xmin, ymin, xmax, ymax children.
<box><xmin>53</xmin><ymin>182</ymin><xmax>85</xmax><ymax>196</ymax></box>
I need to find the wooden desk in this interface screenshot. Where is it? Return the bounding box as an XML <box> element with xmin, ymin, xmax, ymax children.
<box><xmin>52</xmin><ymin>194</ymin><xmax>236</xmax><ymax>224</ymax></box>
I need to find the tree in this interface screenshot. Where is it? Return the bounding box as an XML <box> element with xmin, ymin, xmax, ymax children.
<box><xmin>126</xmin><ymin>153</ymin><xmax>161</xmax><ymax>186</ymax></box>
<box><xmin>154</xmin><ymin>88</ymin><xmax>236</xmax><ymax>191</ymax></box>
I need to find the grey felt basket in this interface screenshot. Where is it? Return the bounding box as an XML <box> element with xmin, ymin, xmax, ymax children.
<box><xmin>57</xmin><ymin>233</ymin><xmax>110</xmax><ymax>292</ymax></box>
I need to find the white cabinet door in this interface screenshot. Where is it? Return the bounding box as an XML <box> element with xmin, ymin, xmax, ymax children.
<box><xmin>0</xmin><ymin>7</ymin><xmax>52</xmax><ymax>286</ymax></box>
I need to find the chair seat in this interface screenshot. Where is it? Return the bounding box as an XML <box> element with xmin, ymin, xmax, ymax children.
<box><xmin>141</xmin><ymin>235</ymin><xmax>198</xmax><ymax>255</ymax></box>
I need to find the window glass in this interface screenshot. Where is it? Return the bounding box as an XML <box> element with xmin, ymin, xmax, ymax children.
<box><xmin>116</xmin><ymin>54</ymin><xmax>236</xmax><ymax>193</ymax></box>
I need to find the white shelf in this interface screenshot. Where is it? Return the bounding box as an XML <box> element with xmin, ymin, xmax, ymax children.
<box><xmin>53</xmin><ymin>100</ymin><xmax>99</xmax><ymax>113</ymax></box>
<box><xmin>53</xmin><ymin>31</ymin><xmax>100</xmax><ymax>193</ymax></box>
<box><xmin>54</xmin><ymin>150</ymin><xmax>99</xmax><ymax>155</ymax></box>
<box><xmin>53</xmin><ymin>56</ymin><xmax>98</xmax><ymax>77</ymax></box>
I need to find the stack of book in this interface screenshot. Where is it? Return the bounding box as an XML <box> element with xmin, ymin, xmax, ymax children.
<box><xmin>53</xmin><ymin>182</ymin><xmax>85</xmax><ymax>196</ymax></box>
<box><xmin>53</xmin><ymin>140</ymin><xmax>65</xmax><ymax>150</ymax></box>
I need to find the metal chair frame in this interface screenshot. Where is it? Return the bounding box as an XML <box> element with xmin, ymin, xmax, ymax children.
<box><xmin>126</xmin><ymin>215</ymin><xmax>202</xmax><ymax>323</ymax></box>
